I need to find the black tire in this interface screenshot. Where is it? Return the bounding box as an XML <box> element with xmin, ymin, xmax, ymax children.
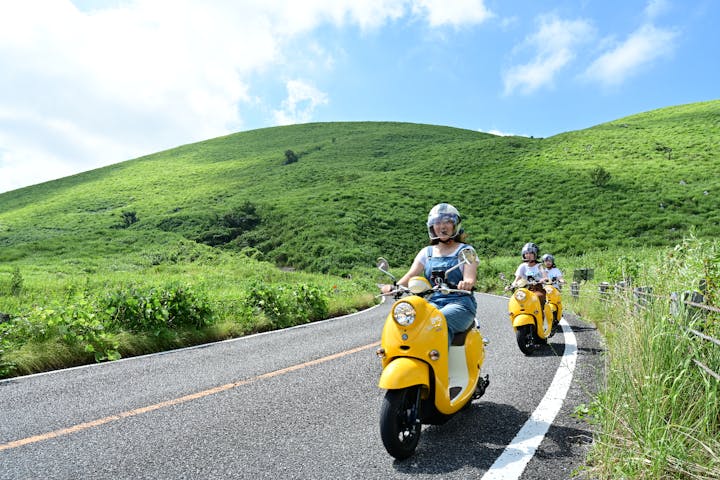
<box><xmin>516</xmin><ymin>325</ymin><xmax>535</xmax><ymax>355</ymax></box>
<box><xmin>380</xmin><ymin>387</ymin><xmax>422</xmax><ymax>460</ymax></box>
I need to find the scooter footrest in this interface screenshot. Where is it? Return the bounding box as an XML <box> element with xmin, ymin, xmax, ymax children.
<box><xmin>472</xmin><ymin>375</ymin><xmax>490</xmax><ymax>399</ymax></box>
<box><xmin>449</xmin><ymin>386</ymin><xmax>462</xmax><ymax>399</ymax></box>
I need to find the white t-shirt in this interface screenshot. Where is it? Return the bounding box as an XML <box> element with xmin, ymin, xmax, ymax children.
<box><xmin>515</xmin><ymin>262</ymin><xmax>546</xmax><ymax>282</ymax></box>
<box><xmin>414</xmin><ymin>244</ymin><xmax>469</xmax><ymax>267</ymax></box>
<box><xmin>546</xmin><ymin>267</ymin><xmax>563</xmax><ymax>282</ymax></box>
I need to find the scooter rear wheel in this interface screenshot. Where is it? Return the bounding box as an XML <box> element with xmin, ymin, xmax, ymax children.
<box><xmin>516</xmin><ymin>325</ymin><xmax>535</xmax><ymax>355</ymax></box>
<box><xmin>380</xmin><ymin>386</ymin><xmax>421</xmax><ymax>460</ymax></box>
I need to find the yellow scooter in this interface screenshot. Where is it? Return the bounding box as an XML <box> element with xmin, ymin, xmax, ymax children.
<box><xmin>545</xmin><ymin>281</ymin><xmax>563</xmax><ymax>333</ymax></box>
<box><xmin>375</xmin><ymin>250</ymin><xmax>489</xmax><ymax>460</ymax></box>
<box><xmin>507</xmin><ymin>278</ymin><xmax>557</xmax><ymax>355</ymax></box>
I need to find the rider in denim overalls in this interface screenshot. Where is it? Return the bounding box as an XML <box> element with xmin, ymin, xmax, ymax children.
<box><xmin>380</xmin><ymin>203</ymin><xmax>478</xmax><ymax>346</ymax></box>
<box><xmin>424</xmin><ymin>244</ymin><xmax>478</xmax><ymax>344</ymax></box>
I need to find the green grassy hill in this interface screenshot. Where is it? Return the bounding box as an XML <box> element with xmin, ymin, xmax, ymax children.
<box><xmin>1</xmin><ymin>100</ymin><xmax>718</xmax><ymax>275</ymax></box>
<box><xmin>2</xmin><ymin>101</ymin><xmax>718</xmax><ymax>476</ymax></box>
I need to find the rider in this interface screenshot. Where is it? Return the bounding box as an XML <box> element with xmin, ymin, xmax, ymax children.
<box><xmin>511</xmin><ymin>242</ymin><xmax>549</xmax><ymax>312</ymax></box>
<box><xmin>541</xmin><ymin>253</ymin><xmax>565</xmax><ymax>290</ymax></box>
<box><xmin>380</xmin><ymin>203</ymin><xmax>478</xmax><ymax>344</ymax></box>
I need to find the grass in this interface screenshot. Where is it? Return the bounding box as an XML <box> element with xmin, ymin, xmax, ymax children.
<box><xmin>565</xmin><ymin>237</ymin><xmax>720</xmax><ymax>479</ymax></box>
<box><xmin>1</xmin><ymin>101</ymin><xmax>719</xmax><ymax>276</ymax></box>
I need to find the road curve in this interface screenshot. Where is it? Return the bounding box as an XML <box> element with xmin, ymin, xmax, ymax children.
<box><xmin>0</xmin><ymin>293</ymin><xmax>603</xmax><ymax>479</ymax></box>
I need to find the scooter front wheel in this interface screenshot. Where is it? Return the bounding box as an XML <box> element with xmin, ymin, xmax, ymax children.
<box><xmin>516</xmin><ymin>325</ymin><xmax>535</xmax><ymax>355</ymax></box>
<box><xmin>380</xmin><ymin>386</ymin><xmax>422</xmax><ymax>460</ymax></box>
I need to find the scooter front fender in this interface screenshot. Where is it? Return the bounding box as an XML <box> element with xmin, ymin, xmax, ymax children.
<box><xmin>512</xmin><ymin>314</ymin><xmax>536</xmax><ymax>329</ymax></box>
<box><xmin>378</xmin><ymin>357</ymin><xmax>430</xmax><ymax>390</ymax></box>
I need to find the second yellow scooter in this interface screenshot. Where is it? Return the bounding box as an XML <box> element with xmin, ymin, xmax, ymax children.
<box><xmin>507</xmin><ymin>278</ymin><xmax>561</xmax><ymax>355</ymax></box>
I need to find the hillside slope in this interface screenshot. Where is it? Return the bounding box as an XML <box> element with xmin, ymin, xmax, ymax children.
<box><xmin>1</xmin><ymin>100</ymin><xmax>718</xmax><ymax>274</ymax></box>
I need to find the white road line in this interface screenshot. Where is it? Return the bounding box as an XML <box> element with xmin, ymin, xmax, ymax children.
<box><xmin>481</xmin><ymin>318</ymin><xmax>578</xmax><ymax>479</ymax></box>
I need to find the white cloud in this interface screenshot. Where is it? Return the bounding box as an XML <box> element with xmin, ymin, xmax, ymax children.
<box><xmin>583</xmin><ymin>24</ymin><xmax>678</xmax><ymax>87</ymax></box>
<box><xmin>273</xmin><ymin>80</ymin><xmax>329</xmax><ymax>126</ymax></box>
<box><xmin>503</xmin><ymin>15</ymin><xmax>595</xmax><ymax>95</ymax></box>
<box><xmin>1</xmin><ymin>0</ymin><xmax>495</xmax><ymax>193</ymax></box>
<box><xmin>644</xmin><ymin>0</ymin><xmax>671</xmax><ymax>20</ymax></box>
<box><xmin>412</xmin><ymin>0</ymin><xmax>493</xmax><ymax>27</ymax></box>
<box><xmin>479</xmin><ymin>128</ymin><xmax>525</xmax><ymax>137</ymax></box>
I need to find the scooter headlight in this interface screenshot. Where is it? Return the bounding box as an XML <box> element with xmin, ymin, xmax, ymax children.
<box><xmin>514</xmin><ymin>290</ymin><xmax>527</xmax><ymax>301</ymax></box>
<box><xmin>392</xmin><ymin>301</ymin><xmax>416</xmax><ymax>326</ymax></box>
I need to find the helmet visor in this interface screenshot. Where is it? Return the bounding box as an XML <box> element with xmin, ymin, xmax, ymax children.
<box><xmin>427</xmin><ymin>213</ymin><xmax>459</xmax><ymax>239</ymax></box>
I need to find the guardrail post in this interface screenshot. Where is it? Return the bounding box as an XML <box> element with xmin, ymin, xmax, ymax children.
<box><xmin>670</xmin><ymin>292</ymin><xmax>680</xmax><ymax>317</ymax></box>
<box><xmin>599</xmin><ymin>282</ymin><xmax>610</xmax><ymax>300</ymax></box>
<box><xmin>633</xmin><ymin>286</ymin><xmax>653</xmax><ymax>311</ymax></box>
<box><xmin>570</xmin><ymin>281</ymin><xmax>579</xmax><ymax>299</ymax></box>
<box><xmin>681</xmin><ymin>290</ymin><xmax>707</xmax><ymax>320</ymax></box>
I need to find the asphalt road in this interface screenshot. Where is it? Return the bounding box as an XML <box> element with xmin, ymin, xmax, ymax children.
<box><xmin>0</xmin><ymin>293</ymin><xmax>603</xmax><ymax>480</ymax></box>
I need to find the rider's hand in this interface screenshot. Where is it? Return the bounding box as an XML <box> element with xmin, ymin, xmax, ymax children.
<box><xmin>380</xmin><ymin>284</ymin><xmax>393</xmax><ymax>294</ymax></box>
<box><xmin>457</xmin><ymin>280</ymin><xmax>475</xmax><ymax>291</ymax></box>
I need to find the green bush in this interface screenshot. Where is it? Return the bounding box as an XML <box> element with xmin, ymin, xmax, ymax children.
<box><xmin>102</xmin><ymin>282</ymin><xmax>214</xmax><ymax>333</ymax></box>
<box><xmin>0</xmin><ymin>322</ymin><xmax>15</xmax><ymax>377</ymax></box>
<box><xmin>10</xmin><ymin>267</ymin><xmax>23</xmax><ymax>296</ymax></box>
<box><xmin>5</xmin><ymin>298</ymin><xmax>120</xmax><ymax>362</ymax></box>
<box><xmin>241</xmin><ymin>282</ymin><xmax>328</xmax><ymax>328</ymax></box>
<box><xmin>589</xmin><ymin>166</ymin><xmax>611</xmax><ymax>187</ymax></box>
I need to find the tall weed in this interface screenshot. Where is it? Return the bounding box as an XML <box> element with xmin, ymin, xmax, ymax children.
<box><xmin>583</xmin><ymin>239</ymin><xmax>720</xmax><ymax>479</ymax></box>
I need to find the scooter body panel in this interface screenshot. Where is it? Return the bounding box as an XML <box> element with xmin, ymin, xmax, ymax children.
<box><xmin>512</xmin><ymin>313</ymin><xmax>536</xmax><ymax>328</ymax></box>
<box><xmin>379</xmin><ymin>295</ymin><xmax>484</xmax><ymax>416</ymax></box>
<box><xmin>434</xmin><ymin>328</ymin><xmax>484</xmax><ymax>414</ymax></box>
<box><xmin>378</xmin><ymin>357</ymin><xmax>430</xmax><ymax>390</ymax></box>
<box><xmin>508</xmin><ymin>286</ymin><xmax>552</xmax><ymax>340</ymax></box>
<box><xmin>544</xmin><ymin>284</ymin><xmax>563</xmax><ymax>322</ymax></box>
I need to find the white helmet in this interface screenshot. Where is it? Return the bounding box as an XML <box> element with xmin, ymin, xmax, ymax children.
<box><xmin>427</xmin><ymin>203</ymin><xmax>462</xmax><ymax>241</ymax></box>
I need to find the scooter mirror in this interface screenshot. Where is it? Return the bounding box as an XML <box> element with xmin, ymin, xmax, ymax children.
<box><xmin>458</xmin><ymin>248</ymin><xmax>478</xmax><ymax>266</ymax></box>
<box><xmin>376</xmin><ymin>257</ymin><xmax>390</xmax><ymax>272</ymax></box>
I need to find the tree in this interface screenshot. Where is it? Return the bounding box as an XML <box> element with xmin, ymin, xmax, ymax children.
<box><xmin>589</xmin><ymin>166</ymin><xmax>611</xmax><ymax>187</ymax></box>
<box><xmin>121</xmin><ymin>211</ymin><xmax>138</xmax><ymax>227</ymax></box>
<box><xmin>284</xmin><ymin>149</ymin><xmax>299</xmax><ymax>165</ymax></box>
<box><xmin>655</xmin><ymin>144</ymin><xmax>673</xmax><ymax>160</ymax></box>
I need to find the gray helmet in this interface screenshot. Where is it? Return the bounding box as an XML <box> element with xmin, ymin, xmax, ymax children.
<box><xmin>427</xmin><ymin>203</ymin><xmax>462</xmax><ymax>241</ymax></box>
<box><xmin>541</xmin><ymin>253</ymin><xmax>555</xmax><ymax>264</ymax></box>
<box><xmin>521</xmin><ymin>242</ymin><xmax>539</xmax><ymax>260</ymax></box>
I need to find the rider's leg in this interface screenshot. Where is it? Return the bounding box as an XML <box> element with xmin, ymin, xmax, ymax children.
<box><xmin>438</xmin><ymin>303</ymin><xmax>475</xmax><ymax>346</ymax></box>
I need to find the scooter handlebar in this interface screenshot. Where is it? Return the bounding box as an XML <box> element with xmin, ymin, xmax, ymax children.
<box><xmin>438</xmin><ymin>287</ymin><xmax>473</xmax><ymax>295</ymax></box>
<box><xmin>378</xmin><ymin>285</ymin><xmax>472</xmax><ymax>298</ymax></box>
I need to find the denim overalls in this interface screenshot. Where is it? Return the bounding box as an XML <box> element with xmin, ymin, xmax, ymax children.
<box><xmin>423</xmin><ymin>245</ymin><xmax>477</xmax><ymax>344</ymax></box>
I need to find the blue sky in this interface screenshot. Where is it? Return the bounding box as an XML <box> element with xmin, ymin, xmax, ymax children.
<box><xmin>0</xmin><ymin>0</ymin><xmax>717</xmax><ymax>193</ymax></box>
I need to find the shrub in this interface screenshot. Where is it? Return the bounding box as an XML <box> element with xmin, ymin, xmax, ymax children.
<box><xmin>589</xmin><ymin>166</ymin><xmax>611</xmax><ymax>187</ymax></box>
<box><xmin>10</xmin><ymin>267</ymin><xmax>23</xmax><ymax>296</ymax></box>
<box><xmin>121</xmin><ymin>211</ymin><xmax>138</xmax><ymax>228</ymax></box>
<box><xmin>0</xmin><ymin>322</ymin><xmax>16</xmax><ymax>377</ymax></box>
<box><xmin>241</xmin><ymin>282</ymin><xmax>328</xmax><ymax>329</ymax></box>
<box><xmin>8</xmin><ymin>298</ymin><xmax>120</xmax><ymax>362</ymax></box>
<box><xmin>102</xmin><ymin>282</ymin><xmax>214</xmax><ymax>333</ymax></box>
<box><xmin>197</xmin><ymin>202</ymin><xmax>261</xmax><ymax>247</ymax></box>
<box><xmin>284</xmin><ymin>149</ymin><xmax>299</xmax><ymax>165</ymax></box>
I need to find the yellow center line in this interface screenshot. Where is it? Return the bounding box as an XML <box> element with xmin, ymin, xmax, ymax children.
<box><xmin>0</xmin><ymin>341</ymin><xmax>380</xmax><ymax>452</ymax></box>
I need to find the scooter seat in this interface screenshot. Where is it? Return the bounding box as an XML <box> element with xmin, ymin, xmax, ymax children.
<box><xmin>451</xmin><ymin>324</ymin><xmax>474</xmax><ymax>346</ymax></box>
